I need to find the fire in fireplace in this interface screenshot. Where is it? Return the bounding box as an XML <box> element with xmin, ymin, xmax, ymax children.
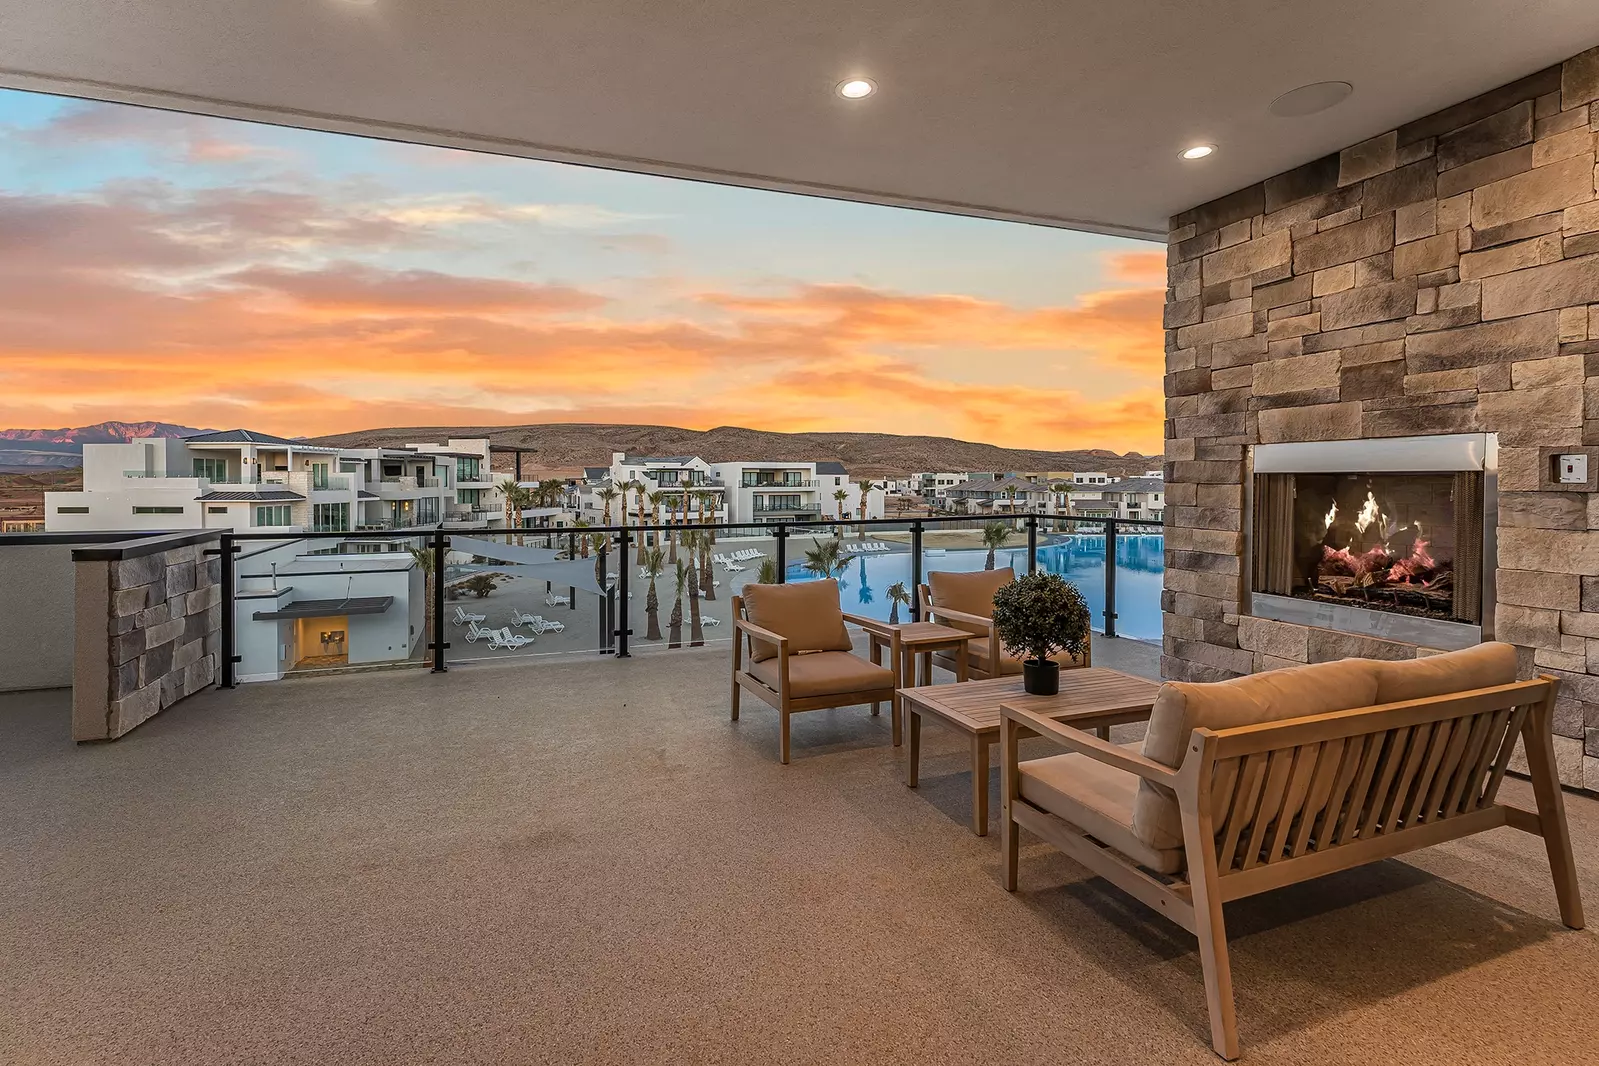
<box><xmin>1254</xmin><ymin>470</ymin><xmax>1484</xmax><ymax>626</ymax></box>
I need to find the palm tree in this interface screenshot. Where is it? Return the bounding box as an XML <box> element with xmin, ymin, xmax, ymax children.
<box><xmin>982</xmin><ymin>520</ymin><xmax>1012</xmax><ymax>570</ymax></box>
<box><xmin>757</xmin><ymin>556</ymin><xmax>779</xmax><ymax>585</ymax></box>
<box><xmin>669</xmin><ymin>560</ymin><xmax>686</xmax><ymax>649</ymax></box>
<box><xmin>627</xmin><ymin>479</ymin><xmax>648</xmax><ymax>564</ymax></box>
<box><xmin>684</xmin><ymin>528</ymin><xmax>715</xmax><ymax>602</ymax></box>
<box><xmin>642</xmin><ymin>546</ymin><xmax>665</xmax><ymax>640</ymax></box>
<box><xmin>855</xmin><ymin>478</ymin><xmax>877</xmax><ymax>537</ymax></box>
<box><xmin>802</xmin><ymin>536</ymin><xmax>846</xmax><ymax>579</ymax></box>
<box><xmin>598</xmin><ymin>485</ymin><xmax>619</xmax><ymax>527</ymax></box>
<box><xmin>498</xmin><ymin>478</ymin><xmax>520</xmax><ymax>535</ymax></box>
<box><xmin>589</xmin><ymin>531</ymin><xmax>609</xmax><ymax>588</ymax></box>
<box><xmin>886</xmin><ymin>580</ymin><xmax>911</xmax><ymax>624</ymax></box>
<box><xmin>574</xmin><ymin>517</ymin><xmax>593</xmax><ymax>558</ymax></box>
<box><xmin>686</xmin><ymin>548</ymin><xmax>705</xmax><ymax>647</ymax></box>
<box><xmin>832</xmin><ymin>487</ymin><xmax>849</xmax><ymax>533</ymax></box>
<box><xmin>408</xmin><ymin>544</ymin><xmax>437</xmax><ymax>658</ymax></box>
<box><xmin>665</xmin><ymin>492</ymin><xmax>679</xmax><ymax>564</ymax></box>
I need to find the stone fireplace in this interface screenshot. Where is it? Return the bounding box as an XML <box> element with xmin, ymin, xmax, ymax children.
<box><xmin>1250</xmin><ymin>434</ymin><xmax>1493</xmax><ymax>651</ymax></box>
<box><xmin>1162</xmin><ymin>44</ymin><xmax>1599</xmax><ymax>790</ymax></box>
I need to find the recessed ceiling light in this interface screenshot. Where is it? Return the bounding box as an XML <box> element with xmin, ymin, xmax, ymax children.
<box><xmin>1269</xmin><ymin>81</ymin><xmax>1354</xmax><ymax>118</ymax></box>
<box><xmin>837</xmin><ymin>79</ymin><xmax>877</xmax><ymax>100</ymax></box>
<box><xmin>1180</xmin><ymin>144</ymin><xmax>1217</xmax><ymax>161</ymax></box>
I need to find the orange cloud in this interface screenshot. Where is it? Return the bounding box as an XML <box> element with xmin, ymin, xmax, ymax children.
<box><xmin>0</xmin><ymin>177</ymin><xmax>1165</xmax><ymax>453</ymax></box>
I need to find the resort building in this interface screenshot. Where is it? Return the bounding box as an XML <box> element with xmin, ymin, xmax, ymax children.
<box><xmin>575</xmin><ymin>454</ymin><xmax>884</xmax><ymax>527</ymax></box>
<box><xmin>943</xmin><ymin>475</ymin><xmax>1053</xmax><ymax>515</ymax></box>
<box><xmin>916</xmin><ymin>471</ymin><xmax>970</xmax><ymax>501</ymax></box>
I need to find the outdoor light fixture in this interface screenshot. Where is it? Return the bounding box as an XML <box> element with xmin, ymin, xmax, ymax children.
<box><xmin>1180</xmin><ymin>144</ymin><xmax>1217</xmax><ymax>160</ymax></box>
<box><xmin>837</xmin><ymin>79</ymin><xmax>876</xmax><ymax>100</ymax></box>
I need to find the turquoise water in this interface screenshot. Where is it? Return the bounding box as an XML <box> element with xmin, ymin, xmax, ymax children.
<box><xmin>783</xmin><ymin>534</ymin><xmax>1164</xmax><ymax>640</ymax></box>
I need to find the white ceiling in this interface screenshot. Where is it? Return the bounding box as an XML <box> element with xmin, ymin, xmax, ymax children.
<box><xmin>2</xmin><ymin>1</ymin><xmax>1597</xmax><ymax>239</ymax></box>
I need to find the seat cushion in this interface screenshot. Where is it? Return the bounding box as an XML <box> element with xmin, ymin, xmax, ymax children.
<box><xmin>1372</xmin><ymin>641</ymin><xmax>1518</xmax><ymax>703</ymax></box>
<box><xmin>927</xmin><ymin>567</ymin><xmax>1013</xmax><ymax>636</ymax></box>
<box><xmin>1019</xmin><ymin>746</ymin><xmax>1185</xmax><ymax>874</ymax></box>
<box><xmin>746</xmin><ymin>650</ymin><xmax>895</xmax><ymax>700</ymax></box>
<box><xmin>1133</xmin><ymin>658</ymin><xmax>1382</xmax><ymax>850</ymax></box>
<box><xmin>741</xmin><ymin>579</ymin><xmax>853</xmax><ymax>662</ymax></box>
<box><xmin>948</xmin><ymin>639</ymin><xmax>1089</xmax><ymax>676</ymax></box>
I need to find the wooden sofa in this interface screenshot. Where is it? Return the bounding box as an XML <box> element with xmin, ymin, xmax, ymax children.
<box><xmin>731</xmin><ymin>579</ymin><xmax>900</xmax><ymax>763</ymax></box>
<box><xmin>918</xmin><ymin>567</ymin><xmax>1090</xmax><ymax>679</ymax></box>
<box><xmin>999</xmin><ymin>642</ymin><xmax>1583</xmax><ymax>1060</ymax></box>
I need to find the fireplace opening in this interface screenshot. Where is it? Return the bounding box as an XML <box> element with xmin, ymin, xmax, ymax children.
<box><xmin>1253</xmin><ymin>471</ymin><xmax>1483</xmax><ymax>626</ymax></box>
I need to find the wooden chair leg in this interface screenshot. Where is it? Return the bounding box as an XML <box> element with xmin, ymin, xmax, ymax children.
<box><xmin>906</xmin><ymin>709</ymin><xmax>921</xmax><ymax>787</ymax></box>
<box><xmin>1523</xmin><ymin>706</ymin><xmax>1586</xmax><ymax>929</ymax></box>
<box><xmin>1000</xmin><ymin>716</ymin><xmax>1019</xmax><ymax>890</ymax></box>
<box><xmin>869</xmin><ymin>639</ymin><xmax>881</xmax><ymax>717</ymax></box>
<box><xmin>730</xmin><ymin>678</ymin><xmax>740</xmax><ymax>721</ymax></box>
<box><xmin>1191</xmin><ymin>879</ymin><xmax>1239</xmax><ymax>1061</ymax></box>
<box><xmin>780</xmin><ymin>707</ymin><xmax>791</xmax><ymax>765</ymax></box>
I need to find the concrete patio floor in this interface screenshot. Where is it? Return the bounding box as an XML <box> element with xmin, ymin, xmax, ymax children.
<box><xmin>3</xmin><ymin>635</ymin><xmax>1597</xmax><ymax>1064</ymax></box>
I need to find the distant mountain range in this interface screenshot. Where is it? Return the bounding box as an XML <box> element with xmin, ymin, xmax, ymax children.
<box><xmin>0</xmin><ymin>421</ymin><xmax>208</xmax><ymax>472</ymax></box>
<box><xmin>309</xmin><ymin>422</ymin><xmax>1163</xmax><ymax>479</ymax></box>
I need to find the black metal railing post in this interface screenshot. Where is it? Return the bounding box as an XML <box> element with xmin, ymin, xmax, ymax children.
<box><xmin>599</xmin><ymin>535</ymin><xmax>612</xmax><ymax>653</ymax></box>
<box><xmin>910</xmin><ymin>520</ymin><xmax>924</xmax><ymax>620</ymax></box>
<box><xmin>774</xmin><ymin>523</ymin><xmax>788</xmax><ymax>582</ymax></box>
<box><xmin>1103</xmin><ymin>518</ymin><xmax>1119</xmax><ymax>638</ymax></box>
<box><xmin>567</xmin><ymin>531</ymin><xmax>577</xmax><ymax>609</ymax></box>
<box><xmin>1026</xmin><ymin>513</ymin><xmax>1038</xmax><ymax>575</ymax></box>
<box><xmin>431</xmin><ymin>529</ymin><xmax>449</xmax><ymax>671</ymax></box>
<box><xmin>616</xmin><ymin>527</ymin><xmax>631</xmax><ymax>657</ymax></box>
<box><xmin>218</xmin><ymin>532</ymin><xmax>239</xmax><ymax>688</ymax></box>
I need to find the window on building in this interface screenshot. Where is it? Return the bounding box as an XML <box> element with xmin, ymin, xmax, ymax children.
<box><xmin>311</xmin><ymin>462</ymin><xmax>331</xmax><ymax>490</ymax></box>
<box><xmin>133</xmin><ymin>506</ymin><xmax>185</xmax><ymax>514</ymax></box>
<box><xmin>254</xmin><ymin>504</ymin><xmax>292</xmax><ymax>526</ymax></box>
<box><xmin>56</xmin><ymin>506</ymin><xmax>90</xmax><ymax>514</ymax></box>
<box><xmin>455</xmin><ymin>457</ymin><xmax>481</xmax><ymax>483</ymax></box>
<box><xmin>417</xmin><ymin>497</ymin><xmax>439</xmax><ymax>524</ymax></box>
<box><xmin>193</xmin><ymin>457</ymin><xmax>227</xmax><ymax>481</ymax></box>
<box><xmin>207</xmin><ymin>506</ymin><xmax>229</xmax><ymax>514</ymax></box>
<box><xmin>458</xmin><ymin>488</ymin><xmax>482</xmax><ymax>507</ymax></box>
<box><xmin>313</xmin><ymin>502</ymin><xmax>350</xmax><ymax>531</ymax></box>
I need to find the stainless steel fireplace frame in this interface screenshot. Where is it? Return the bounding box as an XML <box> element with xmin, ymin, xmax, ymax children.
<box><xmin>1246</xmin><ymin>433</ymin><xmax>1497</xmax><ymax>652</ymax></box>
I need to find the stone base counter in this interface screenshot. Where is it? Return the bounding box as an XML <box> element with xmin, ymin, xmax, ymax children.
<box><xmin>72</xmin><ymin>531</ymin><xmax>222</xmax><ymax>741</ymax></box>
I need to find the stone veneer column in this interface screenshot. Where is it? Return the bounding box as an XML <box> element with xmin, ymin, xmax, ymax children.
<box><xmin>72</xmin><ymin>531</ymin><xmax>223</xmax><ymax>741</ymax></box>
<box><xmin>1163</xmin><ymin>45</ymin><xmax>1599</xmax><ymax>789</ymax></box>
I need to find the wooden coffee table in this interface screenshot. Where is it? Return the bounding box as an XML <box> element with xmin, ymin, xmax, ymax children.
<box><xmin>863</xmin><ymin>621</ymin><xmax>971</xmax><ymax>745</ymax></box>
<box><xmin>898</xmin><ymin>668</ymin><xmax>1163</xmax><ymax>835</ymax></box>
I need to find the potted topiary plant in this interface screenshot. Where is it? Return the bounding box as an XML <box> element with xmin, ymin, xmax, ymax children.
<box><xmin>989</xmin><ymin>571</ymin><xmax>1091</xmax><ymax>695</ymax></box>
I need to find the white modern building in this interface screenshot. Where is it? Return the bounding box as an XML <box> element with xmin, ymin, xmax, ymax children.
<box><xmin>917</xmin><ymin>472</ymin><xmax>970</xmax><ymax>501</ymax></box>
<box><xmin>576</xmin><ymin>453</ymin><xmax>884</xmax><ymax>528</ymax></box>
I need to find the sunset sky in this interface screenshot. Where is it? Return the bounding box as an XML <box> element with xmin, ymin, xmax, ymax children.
<box><xmin>0</xmin><ymin>88</ymin><xmax>1165</xmax><ymax>453</ymax></box>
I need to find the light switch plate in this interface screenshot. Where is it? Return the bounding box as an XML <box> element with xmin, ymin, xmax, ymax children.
<box><xmin>1559</xmin><ymin>454</ymin><xmax>1589</xmax><ymax>484</ymax></box>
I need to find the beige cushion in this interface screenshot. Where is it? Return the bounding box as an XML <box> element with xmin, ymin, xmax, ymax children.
<box><xmin>746</xmin><ymin>650</ymin><xmax>894</xmax><ymax>699</ymax></box>
<box><xmin>939</xmin><ymin>640</ymin><xmax>1088</xmax><ymax>677</ymax></box>
<box><xmin>741</xmin><ymin>580</ymin><xmax>852</xmax><ymax>662</ymax></box>
<box><xmin>1133</xmin><ymin>658</ymin><xmax>1383</xmax><ymax>850</ymax></box>
<box><xmin>1373</xmin><ymin>641</ymin><xmax>1518</xmax><ymax>703</ymax></box>
<box><xmin>927</xmin><ymin>568</ymin><xmax>1013</xmax><ymax>636</ymax></box>
<box><xmin>1019</xmin><ymin>747</ymin><xmax>1185</xmax><ymax>874</ymax></box>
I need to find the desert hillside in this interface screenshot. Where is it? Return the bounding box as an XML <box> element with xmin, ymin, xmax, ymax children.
<box><xmin>308</xmin><ymin>423</ymin><xmax>1163</xmax><ymax>480</ymax></box>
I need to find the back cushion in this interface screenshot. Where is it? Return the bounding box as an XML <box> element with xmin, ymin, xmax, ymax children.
<box><xmin>928</xmin><ymin>568</ymin><xmax>1014</xmax><ymax>635</ymax></box>
<box><xmin>741</xmin><ymin>580</ymin><xmax>852</xmax><ymax>662</ymax></box>
<box><xmin>1372</xmin><ymin>641</ymin><xmax>1518</xmax><ymax>703</ymax></box>
<box><xmin>1132</xmin><ymin>658</ymin><xmax>1382</xmax><ymax>850</ymax></box>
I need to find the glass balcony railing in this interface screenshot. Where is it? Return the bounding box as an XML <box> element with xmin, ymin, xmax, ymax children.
<box><xmin>741</xmin><ymin>478</ymin><xmax>818</xmax><ymax>489</ymax></box>
<box><xmin>752</xmin><ymin>502</ymin><xmax>822</xmax><ymax>513</ymax></box>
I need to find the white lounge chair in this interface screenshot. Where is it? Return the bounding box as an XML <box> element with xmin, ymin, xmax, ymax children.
<box><xmin>464</xmin><ymin>620</ymin><xmax>493</xmax><ymax>642</ymax></box>
<box><xmin>702</xmin><ymin>615</ymin><xmax>721</xmax><ymax>627</ymax></box>
<box><xmin>534</xmin><ymin>616</ymin><xmax>566</xmax><ymax>633</ymax></box>
<box><xmin>545</xmin><ymin>592</ymin><xmax>570</xmax><ymax>607</ymax></box>
<box><xmin>453</xmin><ymin>604</ymin><xmax>486</xmax><ymax>626</ymax></box>
<box><xmin>509</xmin><ymin>608</ymin><xmax>543</xmax><ymax>630</ymax></box>
<box><xmin>488</xmin><ymin>627</ymin><xmax>532</xmax><ymax>650</ymax></box>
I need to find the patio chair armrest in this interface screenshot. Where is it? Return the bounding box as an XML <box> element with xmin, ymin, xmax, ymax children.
<box><xmin>1000</xmin><ymin>704</ymin><xmax>1178</xmax><ymax>786</ymax></box>
<box><xmin>733</xmin><ymin>618</ymin><xmax>790</xmax><ymax>651</ymax></box>
<box><xmin>925</xmin><ymin>605</ymin><xmax>992</xmax><ymax>632</ymax></box>
<box><xmin>841</xmin><ymin>612</ymin><xmax>895</xmax><ymax>637</ymax></box>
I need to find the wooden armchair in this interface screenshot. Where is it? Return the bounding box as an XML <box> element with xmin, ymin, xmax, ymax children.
<box><xmin>1000</xmin><ymin>642</ymin><xmax>1582</xmax><ymax>1060</ymax></box>
<box><xmin>919</xmin><ymin>568</ymin><xmax>1090</xmax><ymax>679</ymax></box>
<box><xmin>730</xmin><ymin>579</ymin><xmax>900</xmax><ymax>763</ymax></box>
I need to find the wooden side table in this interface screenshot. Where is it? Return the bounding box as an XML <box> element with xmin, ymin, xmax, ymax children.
<box><xmin>863</xmin><ymin>621</ymin><xmax>971</xmax><ymax>746</ymax></box>
<box><xmin>898</xmin><ymin>668</ymin><xmax>1163</xmax><ymax>835</ymax></box>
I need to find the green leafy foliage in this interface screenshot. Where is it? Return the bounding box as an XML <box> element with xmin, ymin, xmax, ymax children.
<box><xmin>989</xmin><ymin>572</ymin><xmax>1090</xmax><ymax>664</ymax></box>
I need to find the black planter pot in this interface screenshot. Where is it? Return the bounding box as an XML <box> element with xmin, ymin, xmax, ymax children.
<box><xmin>1022</xmin><ymin>658</ymin><xmax>1060</xmax><ymax>696</ymax></box>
